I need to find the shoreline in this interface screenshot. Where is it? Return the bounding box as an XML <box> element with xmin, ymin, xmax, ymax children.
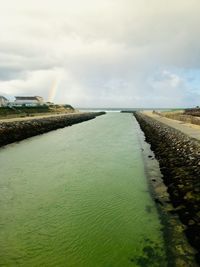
<box><xmin>0</xmin><ymin>112</ymin><xmax>105</xmax><ymax>148</ymax></box>
<box><xmin>135</xmin><ymin>115</ymin><xmax>197</xmax><ymax>267</ymax></box>
<box><xmin>134</xmin><ymin>112</ymin><xmax>200</xmax><ymax>265</ymax></box>
<box><xmin>137</xmin><ymin>119</ymin><xmax>197</xmax><ymax>267</ymax></box>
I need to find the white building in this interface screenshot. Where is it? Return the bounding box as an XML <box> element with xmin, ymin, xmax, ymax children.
<box><xmin>14</xmin><ymin>96</ymin><xmax>44</xmax><ymax>106</ymax></box>
<box><xmin>0</xmin><ymin>96</ymin><xmax>9</xmax><ymax>107</ymax></box>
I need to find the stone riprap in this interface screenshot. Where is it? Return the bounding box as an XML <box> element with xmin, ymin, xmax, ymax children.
<box><xmin>0</xmin><ymin>112</ymin><xmax>105</xmax><ymax>147</ymax></box>
<box><xmin>134</xmin><ymin>112</ymin><xmax>200</xmax><ymax>265</ymax></box>
<box><xmin>185</xmin><ymin>108</ymin><xmax>200</xmax><ymax>117</ymax></box>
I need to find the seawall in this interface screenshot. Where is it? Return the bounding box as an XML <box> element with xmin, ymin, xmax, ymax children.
<box><xmin>134</xmin><ymin>112</ymin><xmax>200</xmax><ymax>264</ymax></box>
<box><xmin>0</xmin><ymin>112</ymin><xmax>105</xmax><ymax>147</ymax></box>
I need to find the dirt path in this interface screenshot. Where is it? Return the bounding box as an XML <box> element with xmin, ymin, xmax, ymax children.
<box><xmin>0</xmin><ymin>112</ymin><xmax>79</xmax><ymax>123</ymax></box>
<box><xmin>143</xmin><ymin>111</ymin><xmax>200</xmax><ymax>141</ymax></box>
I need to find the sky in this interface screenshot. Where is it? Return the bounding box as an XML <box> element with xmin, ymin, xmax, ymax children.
<box><xmin>0</xmin><ymin>0</ymin><xmax>200</xmax><ymax>108</ymax></box>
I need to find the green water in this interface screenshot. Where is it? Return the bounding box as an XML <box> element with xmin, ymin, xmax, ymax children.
<box><xmin>0</xmin><ymin>113</ymin><xmax>167</xmax><ymax>266</ymax></box>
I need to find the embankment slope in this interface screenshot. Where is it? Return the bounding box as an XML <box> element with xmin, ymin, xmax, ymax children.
<box><xmin>0</xmin><ymin>112</ymin><xmax>105</xmax><ymax>147</ymax></box>
<box><xmin>134</xmin><ymin>112</ymin><xmax>200</xmax><ymax>264</ymax></box>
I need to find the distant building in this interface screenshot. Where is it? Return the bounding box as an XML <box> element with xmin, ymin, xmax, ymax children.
<box><xmin>0</xmin><ymin>96</ymin><xmax>9</xmax><ymax>107</ymax></box>
<box><xmin>14</xmin><ymin>96</ymin><xmax>44</xmax><ymax>106</ymax></box>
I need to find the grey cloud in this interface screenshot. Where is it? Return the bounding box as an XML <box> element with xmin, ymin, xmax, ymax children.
<box><xmin>0</xmin><ymin>67</ymin><xmax>24</xmax><ymax>81</ymax></box>
<box><xmin>0</xmin><ymin>0</ymin><xmax>200</xmax><ymax>107</ymax></box>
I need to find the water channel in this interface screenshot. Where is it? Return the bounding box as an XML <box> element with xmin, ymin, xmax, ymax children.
<box><xmin>0</xmin><ymin>113</ymin><xmax>167</xmax><ymax>266</ymax></box>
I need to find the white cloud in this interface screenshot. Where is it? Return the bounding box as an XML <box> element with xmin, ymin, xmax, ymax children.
<box><xmin>0</xmin><ymin>0</ymin><xmax>200</xmax><ymax>107</ymax></box>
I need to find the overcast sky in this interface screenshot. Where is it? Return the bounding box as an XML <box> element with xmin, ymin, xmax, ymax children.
<box><xmin>0</xmin><ymin>0</ymin><xmax>200</xmax><ymax>108</ymax></box>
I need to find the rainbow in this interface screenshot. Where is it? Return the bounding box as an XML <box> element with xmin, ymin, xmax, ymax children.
<box><xmin>48</xmin><ymin>78</ymin><xmax>59</xmax><ymax>103</ymax></box>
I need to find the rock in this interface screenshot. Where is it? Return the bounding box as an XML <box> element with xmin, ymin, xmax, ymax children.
<box><xmin>154</xmin><ymin>198</ymin><xmax>164</xmax><ymax>206</ymax></box>
<box><xmin>134</xmin><ymin>111</ymin><xmax>200</xmax><ymax>264</ymax></box>
<box><xmin>0</xmin><ymin>112</ymin><xmax>106</xmax><ymax>147</ymax></box>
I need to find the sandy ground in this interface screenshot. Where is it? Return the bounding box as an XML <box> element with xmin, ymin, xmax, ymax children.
<box><xmin>143</xmin><ymin>111</ymin><xmax>200</xmax><ymax>141</ymax></box>
<box><xmin>0</xmin><ymin>112</ymin><xmax>81</xmax><ymax>123</ymax></box>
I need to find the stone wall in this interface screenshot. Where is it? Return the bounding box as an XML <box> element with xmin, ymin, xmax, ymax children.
<box><xmin>134</xmin><ymin>112</ymin><xmax>200</xmax><ymax>264</ymax></box>
<box><xmin>0</xmin><ymin>112</ymin><xmax>105</xmax><ymax>147</ymax></box>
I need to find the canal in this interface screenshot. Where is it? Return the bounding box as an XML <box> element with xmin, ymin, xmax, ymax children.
<box><xmin>0</xmin><ymin>113</ymin><xmax>167</xmax><ymax>266</ymax></box>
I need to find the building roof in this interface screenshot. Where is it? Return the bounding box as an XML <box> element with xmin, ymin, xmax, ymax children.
<box><xmin>15</xmin><ymin>96</ymin><xmax>43</xmax><ymax>101</ymax></box>
<box><xmin>0</xmin><ymin>96</ymin><xmax>8</xmax><ymax>100</ymax></box>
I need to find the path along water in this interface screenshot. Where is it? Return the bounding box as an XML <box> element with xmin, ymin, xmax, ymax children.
<box><xmin>0</xmin><ymin>113</ymin><xmax>167</xmax><ymax>266</ymax></box>
<box><xmin>143</xmin><ymin>111</ymin><xmax>200</xmax><ymax>141</ymax></box>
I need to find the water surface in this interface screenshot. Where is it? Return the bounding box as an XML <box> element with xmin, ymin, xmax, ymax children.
<box><xmin>0</xmin><ymin>113</ymin><xmax>167</xmax><ymax>266</ymax></box>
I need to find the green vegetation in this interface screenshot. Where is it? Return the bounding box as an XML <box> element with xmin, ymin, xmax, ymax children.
<box><xmin>0</xmin><ymin>105</ymin><xmax>75</xmax><ymax>119</ymax></box>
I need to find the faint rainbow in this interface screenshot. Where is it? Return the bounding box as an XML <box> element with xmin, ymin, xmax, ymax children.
<box><xmin>48</xmin><ymin>78</ymin><xmax>59</xmax><ymax>103</ymax></box>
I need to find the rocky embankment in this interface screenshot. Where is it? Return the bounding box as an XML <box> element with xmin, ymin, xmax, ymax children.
<box><xmin>0</xmin><ymin>112</ymin><xmax>105</xmax><ymax>147</ymax></box>
<box><xmin>185</xmin><ymin>108</ymin><xmax>200</xmax><ymax>117</ymax></box>
<box><xmin>134</xmin><ymin>112</ymin><xmax>200</xmax><ymax>264</ymax></box>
